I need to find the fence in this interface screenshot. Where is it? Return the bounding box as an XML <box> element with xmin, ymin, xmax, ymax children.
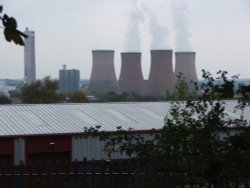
<box><xmin>0</xmin><ymin>159</ymin><xmax>134</xmax><ymax>188</ymax></box>
<box><xmin>0</xmin><ymin>159</ymin><xmax>250</xmax><ymax>188</ymax></box>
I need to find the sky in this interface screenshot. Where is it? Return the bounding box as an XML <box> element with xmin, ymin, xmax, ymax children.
<box><xmin>0</xmin><ymin>0</ymin><xmax>250</xmax><ymax>80</ymax></box>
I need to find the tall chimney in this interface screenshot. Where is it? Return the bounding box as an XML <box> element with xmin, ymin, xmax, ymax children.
<box><xmin>24</xmin><ymin>27</ymin><xmax>36</xmax><ymax>85</ymax></box>
<box><xmin>88</xmin><ymin>50</ymin><xmax>119</xmax><ymax>93</ymax></box>
<box><xmin>175</xmin><ymin>52</ymin><xmax>198</xmax><ymax>92</ymax></box>
<box><xmin>146</xmin><ymin>50</ymin><xmax>176</xmax><ymax>96</ymax></box>
<box><xmin>119</xmin><ymin>52</ymin><xmax>145</xmax><ymax>95</ymax></box>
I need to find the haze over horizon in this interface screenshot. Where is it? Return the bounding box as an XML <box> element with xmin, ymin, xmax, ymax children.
<box><xmin>0</xmin><ymin>0</ymin><xmax>250</xmax><ymax>80</ymax></box>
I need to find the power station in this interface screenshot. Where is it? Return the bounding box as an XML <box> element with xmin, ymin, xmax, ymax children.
<box><xmin>21</xmin><ymin>28</ymin><xmax>199</xmax><ymax>97</ymax></box>
<box><xmin>24</xmin><ymin>27</ymin><xmax>36</xmax><ymax>85</ymax></box>
<box><xmin>119</xmin><ymin>52</ymin><xmax>145</xmax><ymax>95</ymax></box>
<box><xmin>87</xmin><ymin>49</ymin><xmax>198</xmax><ymax>96</ymax></box>
<box><xmin>88</xmin><ymin>50</ymin><xmax>119</xmax><ymax>93</ymax></box>
<box><xmin>146</xmin><ymin>50</ymin><xmax>176</xmax><ymax>96</ymax></box>
<box><xmin>175</xmin><ymin>52</ymin><xmax>198</xmax><ymax>92</ymax></box>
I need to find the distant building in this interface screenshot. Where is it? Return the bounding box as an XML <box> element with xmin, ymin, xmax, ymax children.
<box><xmin>59</xmin><ymin>65</ymin><xmax>80</xmax><ymax>95</ymax></box>
<box><xmin>175</xmin><ymin>52</ymin><xmax>198</xmax><ymax>92</ymax></box>
<box><xmin>24</xmin><ymin>27</ymin><xmax>36</xmax><ymax>85</ymax></box>
<box><xmin>146</xmin><ymin>50</ymin><xmax>176</xmax><ymax>96</ymax></box>
<box><xmin>88</xmin><ymin>50</ymin><xmax>119</xmax><ymax>93</ymax></box>
<box><xmin>0</xmin><ymin>80</ymin><xmax>10</xmax><ymax>97</ymax></box>
<box><xmin>0</xmin><ymin>101</ymin><xmax>247</xmax><ymax>165</ymax></box>
<box><xmin>119</xmin><ymin>52</ymin><xmax>145</xmax><ymax>95</ymax></box>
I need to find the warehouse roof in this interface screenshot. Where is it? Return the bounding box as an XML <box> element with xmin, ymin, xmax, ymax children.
<box><xmin>0</xmin><ymin>101</ymin><xmax>248</xmax><ymax>137</ymax></box>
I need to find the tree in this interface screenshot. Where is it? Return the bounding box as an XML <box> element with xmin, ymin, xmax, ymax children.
<box><xmin>0</xmin><ymin>96</ymin><xmax>11</xmax><ymax>104</ymax></box>
<box><xmin>174</xmin><ymin>72</ymin><xmax>195</xmax><ymax>100</ymax></box>
<box><xmin>126</xmin><ymin>94</ymin><xmax>136</xmax><ymax>101</ymax></box>
<box><xmin>67</xmin><ymin>91</ymin><xmax>88</xmax><ymax>103</ymax></box>
<box><xmin>21</xmin><ymin>76</ymin><xmax>64</xmax><ymax>103</ymax></box>
<box><xmin>87</xmin><ymin>70</ymin><xmax>250</xmax><ymax>188</ymax></box>
<box><xmin>0</xmin><ymin>6</ymin><xmax>28</xmax><ymax>45</ymax></box>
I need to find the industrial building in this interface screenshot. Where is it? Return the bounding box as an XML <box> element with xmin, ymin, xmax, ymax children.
<box><xmin>146</xmin><ymin>50</ymin><xmax>176</xmax><ymax>96</ymax></box>
<box><xmin>175</xmin><ymin>52</ymin><xmax>198</xmax><ymax>92</ymax></box>
<box><xmin>59</xmin><ymin>65</ymin><xmax>80</xmax><ymax>95</ymax></box>
<box><xmin>0</xmin><ymin>101</ymin><xmax>248</xmax><ymax>187</ymax></box>
<box><xmin>88</xmin><ymin>50</ymin><xmax>119</xmax><ymax>93</ymax></box>
<box><xmin>0</xmin><ymin>102</ymin><xmax>169</xmax><ymax>165</ymax></box>
<box><xmin>24</xmin><ymin>27</ymin><xmax>36</xmax><ymax>85</ymax></box>
<box><xmin>0</xmin><ymin>101</ymin><xmax>246</xmax><ymax>165</ymax></box>
<box><xmin>119</xmin><ymin>52</ymin><xmax>145</xmax><ymax>95</ymax></box>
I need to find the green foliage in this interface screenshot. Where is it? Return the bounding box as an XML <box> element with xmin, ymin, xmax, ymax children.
<box><xmin>87</xmin><ymin>70</ymin><xmax>250</xmax><ymax>187</ymax></box>
<box><xmin>9</xmin><ymin>90</ymin><xmax>21</xmax><ymax>98</ymax></box>
<box><xmin>174</xmin><ymin>72</ymin><xmax>194</xmax><ymax>100</ymax></box>
<box><xmin>0</xmin><ymin>6</ymin><xmax>27</xmax><ymax>46</ymax></box>
<box><xmin>67</xmin><ymin>91</ymin><xmax>88</xmax><ymax>103</ymax></box>
<box><xmin>95</xmin><ymin>91</ymin><xmax>166</xmax><ymax>102</ymax></box>
<box><xmin>21</xmin><ymin>76</ymin><xmax>64</xmax><ymax>104</ymax></box>
<box><xmin>0</xmin><ymin>96</ymin><xmax>11</xmax><ymax>104</ymax></box>
<box><xmin>236</xmin><ymin>84</ymin><xmax>250</xmax><ymax>110</ymax></box>
<box><xmin>126</xmin><ymin>94</ymin><xmax>136</xmax><ymax>101</ymax></box>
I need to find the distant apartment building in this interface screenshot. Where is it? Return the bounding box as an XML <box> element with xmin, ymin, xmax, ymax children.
<box><xmin>24</xmin><ymin>27</ymin><xmax>36</xmax><ymax>85</ymax></box>
<box><xmin>59</xmin><ymin>65</ymin><xmax>80</xmax><ymax>95</ymax></box>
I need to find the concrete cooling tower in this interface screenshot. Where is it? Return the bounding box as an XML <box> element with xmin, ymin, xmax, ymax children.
<box><xmin>175</xmin><ymin>52</ymin><xmax>198</xmax><ymax>92</ymax></box>
<box><xmin>119</xmin><ymin>52</ymin><xmax>145</xmax><ymax>95</ymax></box>
<box><xmin>88</xmin><ymin>50</ymin><xmax>119</xmax><ymax>93</ymax></box>
<box><xmin>146</xmin><ymin>50</ymin><xmax>176</xmax><ymax>96</ymax></box>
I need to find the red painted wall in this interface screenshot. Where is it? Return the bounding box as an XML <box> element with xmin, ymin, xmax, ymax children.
<box><xmin>0</xmin><ymin>138</ymin><xmax>14</xmax><ymax>155</ymax></box>
<box><xmin>26</xmin><ymin>135</ymin><xmax>71</xmax><ymax>153</ymax></box>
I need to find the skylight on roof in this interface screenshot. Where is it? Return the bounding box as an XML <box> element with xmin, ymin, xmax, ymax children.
<box><xmin>140</xmin><ymin>108</ymin><xmax>163</xmax><ymax>121</ymax></box>
<box><xmin>106</xmin><ymin>109</ymin><xmax>136</xmax><ymax>124</ymax></box>
<box><xmin>20</xmin><ymin>111</ymin><xmax>48</xmax><ymax>127</ymax></box>
<box><xmin>71</xmin><ymin>109</ymin><xmax>100</xmax><ymax>125</ymax></box>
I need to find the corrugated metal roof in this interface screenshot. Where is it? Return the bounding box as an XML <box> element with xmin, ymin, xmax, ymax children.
<box><xmin>0</xmin><ymin>101</ymin><xmax>248</xmax><ymax>137</ymax></box>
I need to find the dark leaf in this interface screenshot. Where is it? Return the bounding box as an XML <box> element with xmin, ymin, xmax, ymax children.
<box><xmin>2</xmin><ymin>14</ymin><xmax>27</xmax><ymax>45</ymax></box>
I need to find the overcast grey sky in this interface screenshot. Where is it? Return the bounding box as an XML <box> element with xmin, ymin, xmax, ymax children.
<box><xmin>0</xmin><ymin>0</ymin><xmax>250</xmax><ymax>80</ymax></box>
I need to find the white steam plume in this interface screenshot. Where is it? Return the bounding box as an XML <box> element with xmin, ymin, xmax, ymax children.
<box><xmin>171</xmin><ymin>0</ymin><xmax>192</xmax><ymax>51</ymax></box>
<box><xmin>141</xmin><ymin>2</ymin><xmax>170</xmax><ymax>49</ymax></box>
<box><xmin>124</xmin><ymin>1</ymin><xmax>144</xmax><ymax>51</ymax></box>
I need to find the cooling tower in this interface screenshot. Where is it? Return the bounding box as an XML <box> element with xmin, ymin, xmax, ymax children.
<box><xmin>175</xmin><ymin>52</ymin><xmax>198</xmax><ymax>92</ymax></box>
<box><xmin>146</xmin><ymin>50</ymin><xmax>176</xmax><ymax>96</ymax></box>
<box><xmin>119</xmin><ymin>52</ymin><xmax>145</xmax><ymax>95</ymax></box>
<box><xmin>88</xmin><ymin>50</ymin><xmax>119</xmax><ymax>93</ymax></box>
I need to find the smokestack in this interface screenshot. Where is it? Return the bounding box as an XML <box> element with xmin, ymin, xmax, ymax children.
<box><xmin>119</xmin><ymin>52</ymin><xmax>145</xmax><ymax>95</ymax></box>
<box><xmin>88</xmin><ymin>50</ymin><xmax>119</xmax><ymax>93</ymax></box>
<box><xmin>146</xmin><ymin>50</ymin><xmax>176</xmax><ymax>96</ymax></box>
<box><xmin>24</xmin><ymin>27</ymin><xmax>36</xmax><ymax>85</ymax></box>
<box><xmin>175</xmin><ymin>52</ymin><xmax>198</xmax><ymax>92</ymax></box>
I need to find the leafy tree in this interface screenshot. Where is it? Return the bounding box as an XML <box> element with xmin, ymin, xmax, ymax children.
<box><xmin>174</xmin><ymin>72</ymin><xmax>195</xmax><ymax>100</ymax></box>
<box><xmin>67</xmin><ymin>91</ymin><xmax>88</xmax><ymax>103</ymax></box>
<box><xmin>87</xmin><ymin>70</ymin><xmax>250</xmax><ymax>188</ymax></box>
<box><xmin>0</xmin><ymin>96</ymin><xmax>11</xmax><ymax>104</ymax></box>
<box><xmin>0</xmin><ymin>6</ymin><xmax>27</xmax><ymax>45</ymax></box>
<box><xmin>21</xmin><ymin>76</ymin><xmax>64</xmax><ymax>103</ymax></box>
<box><xmin>95</xmin><ymin>91</ymin><xmax>126</xmax><ymax>102</ymax></box>
<box><xmin>126</xmin><ymin>94</ymin><xmax>136</xmax><ymax>101</ymax></box>
<box><xmin>236</xmin><ymin>84</ymin><xmax>250</xmax><ymax>109</ymax></box>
